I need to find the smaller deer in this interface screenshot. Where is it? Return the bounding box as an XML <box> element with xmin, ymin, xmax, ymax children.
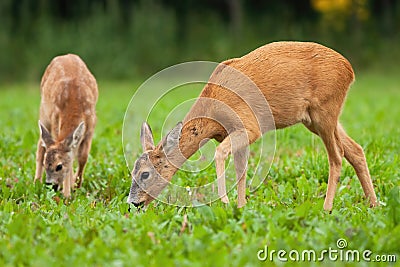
<box><xmin>34</xmin><ymin>54</ymin><xmax>98</xmax><ymax>197</ymax></box>
<box><xmin>127</xmin><ymin>41</ymin><xmax>378</xmax><ymax>211</ymax></box>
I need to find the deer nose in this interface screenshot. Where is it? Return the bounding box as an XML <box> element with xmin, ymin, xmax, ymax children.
<box><xmin>133</xmin><ymin>201</ymin><xmax>145</xmax><ymax>208</ymax></box>
<box><xmin>127</xmin><ymin>201</ymin><xmax>145</xmax><ymax>212</ymax></box>
<box><xmin>46</xmin><ymin>182</ymin><xmax>59</xmax><ymax>191</ymax></box>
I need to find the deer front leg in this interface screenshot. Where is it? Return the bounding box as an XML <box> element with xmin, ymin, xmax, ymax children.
<box><xmin>74</xmin><ymin>134</ymin><xmax>93</xmax><ymax>188</ymax></box>
<box><xmin>215</xmin><ymin>137</ymin><xmax>231</xmax><ymax>204</ymax></box>
<box><xmin>215</xmin><ymin>130</ymin><xmax>251</xmax><ymax>207</ymax></box>
<box><xmin>234</xmin><ymin>146</ymin><xmax>249</xmax><ymax>208</ymax></box>
<box><xmin>62</xmin><ymin>170</ymin><xmax>72</xmax><ymax>198</ymax></box>
<box><xmin>34</xmin><ymin>139</ymin><xmax>45</xmax><ymax>183</ymax></box>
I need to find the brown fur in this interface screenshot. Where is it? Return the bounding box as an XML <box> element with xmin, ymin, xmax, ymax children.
<box><xmin>34</xmin><ymin>54</ymin><xmax>98</xmax><ymax>197</ymax></box>
<box><xmin>127</xmin><ymin>41</ymin><xmax>378</xmax><ymax>211</ymax></box>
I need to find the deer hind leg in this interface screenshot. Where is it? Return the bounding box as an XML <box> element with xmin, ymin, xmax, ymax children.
<box><xmin>75</xmin><ymin>133</ymin><xmax>93</xmax><ymax>188</ymax></box>
<box><xmin>305</xmin><ymin>120</ymin><xmax>344</xmax><ymax>211</ymax></box>
<box><xmin>337</xmin><ymin>124</ymin><xmax>378</xmax><ymax>207</ymax></box>
<box><xmin>34</xmin><ymin>139</ymin><xmax>45</xmax><ymax>183</ymax></box>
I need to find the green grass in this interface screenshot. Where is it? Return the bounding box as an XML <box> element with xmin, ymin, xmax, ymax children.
<box><xmin>0</xmin><ymin>73</ymin><xmax>399</xmax><ymax>266</ymax></box>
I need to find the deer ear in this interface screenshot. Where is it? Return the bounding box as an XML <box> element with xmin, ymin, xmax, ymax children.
<box><xmin>163</xmin><ymin>122</ymin><xmax>183</xmax><ymax>155</ymax></box>
<box><xmin>39</xmin><ymin>121</ymin><xmax>54</xmax><ymax>148</ymax></box>
<box><xmin>64</xmin><ymin>121</ymin><xmax>86</xmax><ymax>149</ymax></box>
<box><xmin>141</xmin><ymin>122</ymin><xmax>155</xmax><ymax>151</ymax></box>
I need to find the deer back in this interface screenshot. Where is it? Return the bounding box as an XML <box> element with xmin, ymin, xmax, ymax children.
<box><xmin>39</xmin><ymin>54</ymin><xmax>98</xmax><ymax>142</ymax></box>
<box><xmin>193</xmin><ymin>42</ymin><xmax>354</xmax><ymax>133</ymax></box>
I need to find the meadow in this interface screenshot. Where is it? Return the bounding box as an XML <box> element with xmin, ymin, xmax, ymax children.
<box><xmin>0</xmin><ymin>72</ymin><xmax>399</xmax><ymax>266</ymax></box>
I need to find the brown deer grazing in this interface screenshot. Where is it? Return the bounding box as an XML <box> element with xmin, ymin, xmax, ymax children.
<box><xmin>34</xmin><ymin>54</ymin><xmax>98</xmax><ymax>198</ymax></box>
<box><xmin>127</xmin><ymin>41</ymin><xmax>378</xmax><ymax>211</ymax></box>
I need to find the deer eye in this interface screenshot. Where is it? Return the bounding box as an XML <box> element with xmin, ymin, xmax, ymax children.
<box><xmin>141</xmin><ymin>172</ymin><xmax>150</xmax><ymax>180</ymax></box>
<box><xmin>55</xmin><ymin>164</ymin><xmax>63</xmax><ymax>172</ymax></box>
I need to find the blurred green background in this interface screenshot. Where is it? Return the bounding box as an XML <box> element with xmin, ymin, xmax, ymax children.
<box><xmin>0</xmin><ymin>0</ymin><xmax>399</xmax><ymax>83</ymax></box>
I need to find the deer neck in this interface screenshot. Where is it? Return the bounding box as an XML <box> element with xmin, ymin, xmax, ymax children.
<box><xmin>179</xmin><ymin>117</ymin><xmax>224</xmax><ymax>160</ymax></box>
<box><xmin>152</xmin><ymin>117</ymin><xmax>225</xmax><ymax>181</ymax></box>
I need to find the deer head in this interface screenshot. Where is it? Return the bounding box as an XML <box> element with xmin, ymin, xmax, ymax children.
<box><xmin>127</xmin><ymin>121</ymin><xmax>183</xmax><ymax>208</ymax></box>
<box><xmin>39</xmin><ymin>121</ymin><xmax>85</xmax><ymax>189</ymax></box>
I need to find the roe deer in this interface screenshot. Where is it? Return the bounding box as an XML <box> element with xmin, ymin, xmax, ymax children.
<box><xmin>127</xmin><ymin>41</ymin><xmax>378</xmax><ymax>211</ymax></box>
<box><xmin>34</xmin><ymin>54</ymin><xmax>98</xmax><ymax>198</ymax></box>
